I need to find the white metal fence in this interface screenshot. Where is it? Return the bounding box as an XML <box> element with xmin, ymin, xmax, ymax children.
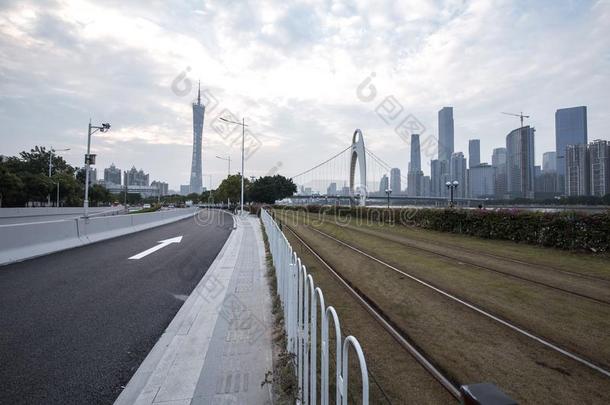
<box><xmin>261</xmin><ymin>208</ymin><xmax>369</xmax><ymax>405</ymax></box>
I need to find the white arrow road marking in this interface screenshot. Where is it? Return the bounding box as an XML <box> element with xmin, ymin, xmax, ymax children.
<box><xmin>128</xmin><ymin>236</ymin><xmax>183</xmax><ymax>260</ymax></box>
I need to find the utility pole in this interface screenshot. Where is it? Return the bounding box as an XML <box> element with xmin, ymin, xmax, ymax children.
<box><xmin>219</xmin><ymin>116</ymin><xmax>248</xmax><ymax>215</ymax></box>
<box><xmin>48</xmin><ymin>147</ymin><xmax>70</xmax><ymax>206</ymax></box>
<box><xmin>84</xmin><ymin>120</ymin><xmax>110</xmax><ymax>218</ymax></box>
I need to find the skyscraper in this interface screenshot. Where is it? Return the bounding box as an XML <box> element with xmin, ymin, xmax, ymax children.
<box><xmin>390</xmin><ymin>168</ymin><xmax>401</xmax><ymax>194</ymax></box>
<box><xmin>104</xmin><ymin>163</ymin><xmax>122</xmax><ymax>185</ymax></box>
<box><xmin>449</xmin><ymin>152</ymin><xmax>467</xmax><ymax>198</ymax></box>
<box><xmin>190</xmin><ymin>82</ymin><xmax>205</xmax><ymax>194</ymax></box>
<box><xmin>589</xmin><ymin>140</ymin><xmax>610</xmax><ymax>197</ymax></box>
<box><xmin>468</xmin><ymin>164</ymin><xmax>495</xmax><ymax>198</ymax></box>
<box><xmin>430</xmin><ymin>159</ymin><xmax>442</xmax><ymax>197</ymax></box>
<box><xmin>407</xmin><ymin>134</ymin><xmax>423</xmax><ymax>196</ymax></box>
<box><xmin>566</xmin><ymin>144</ymin><xmax>590</xmax><ymax>196</ymax></box>
<box><xmin>492</xmin><ymin>147</ymin><xmax>507</xmax><ymax>199</ymax></box>
<box><xmin>555</xmin><ymin>106</ymin><xmax>587</xmax><ymax>195</ymax></box>
<box><xmin>506</xmin><ymin>126</ymin><xmax>535</xmax><ymax>199</ymax></box>
<box><xmin>468</xmin><ymin>139</ymin><xmax>480</xmax><ymax>168</ymax></box>
<box><xmin>438</xmin><ymin>107</ymin><xmax>454</xmax><ymax>163</ymax></box>
<box><xmin>378</xmin><ymin>175</ymin><xmax>388</xmax><ymax>193</ymax></box>
<box><xmin>542</xmin><ymin>152</ymin><xmax>557</xmax><ymax>172</ymax></box>
<box><xmin>124</xmin><ymin>166</ymin><xmax>150</xmax><ymax>186</ymax></box>
<box><xmin>327</xmin><ymin>182</ymin><xmax>338</xmax><ymax>195</ymax></box>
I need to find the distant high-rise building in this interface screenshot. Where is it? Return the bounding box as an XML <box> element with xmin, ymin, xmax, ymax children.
<box><xmin>180</xmin><ymin>184</ymin><xmax>191</xmax><ymax>195</ymax></box>
<box><xmin>468</xmin><ymin>164</ymin><xmax>495</xmax><ymax>198</ymax></box>
<box><xmin>506</xmin><ymin>126</ymin><xmax>535</xmax><ymax>199</ymax></box>
<box><xmin>378</xmin><ymin>175</ymin><xmax>388</xmax><ymax>193</ymax></box>
<box><xmin>589</xmin><ymin>140</ymin><xmax>610</xmax><ymax>197</ymax></box>
<box><xmin>438</xmin><ymin>107</ymin><xmax>454</xmax><ymax>163</ymax></box>
<box><xmin>89</xmin><ymin>168</ymin><xmax>97</xmax><ymax>185</ymax></box>
<box><xmin>104</xmin><ymin>163</ymin><xmax>122</xmax><ymax>185</ymax></box>
<box><xmin>492</xmin><ymin>147</ymin><xmax>508</xmax><ymax>199</ymax></box>
<box><xmin>542</xmin><ymin>152</ymin><xmax>557</xmax><ymax>172</ymax></box>
<box><xmin>449</xmin><ymin>152</ymin><xmax>467</xmax><ymax>198</ymax></box>
<box><xmin>566</xmin><ymin>144</ymin><xmax>590</xmax><ymax>196</ymax></box>
<box><xmin>124</xmin><ymin>166</ymin><xmax>149</xmax><ymax>187</ymax></box>
<box><xmin>535</xmin><ymin>172</ymin><xmax>558</xmax><ymax>198</ymax></box>
<box><xmin>468</xmin><ymin>139</ymin><xmax>480</xmax><ymax>169</ymax></box>
<box><xmin>327</xmin><ymin>182</ymin><xmax>338</xmax><ymax>195</ymax></box>
<box><xmin>555</xmin><ymin>106</ymin><xmax>587</xmax><ymax>195</ymax></box>
<box><xmin>422</xmin><ymin>175</ymin><xmax>431</xmax><ymax>197</ymax></box>
<box><xmin>151</xmin><ymin>181</ymin><xmax>169</xmax><ymax>196</ymax></box>
<box><xmin>190</xmin><ymin>82</ymin><xmax>205</xmax><ymax>194</ymax></box>
<box><xmin>430</xmin><ymin>159</ymin><xmax>441</xmax><ymax>197</ymax></box>
<box><xmin>407</xmin><ymin>134</ymin><xmax>423</xmax><ymax>196</ymax></box>
<box><xmin>390</xmin><ymin>168</ymin><xmax>401</xmax><ymax>194</ymax></box>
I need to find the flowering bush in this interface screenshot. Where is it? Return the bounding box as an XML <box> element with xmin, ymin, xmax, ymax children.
<box><xmin>276</xmin><ymin>205</ymin><xmax>610</xmax><ymax>252</ymax></box>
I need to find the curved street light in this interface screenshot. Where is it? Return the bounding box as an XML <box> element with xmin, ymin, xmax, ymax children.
<box><xmin>446</xmin><ymin>180</ymin><xmax>459</xmax><ymax>208</ymax></box>
<box><xmin>219</xmin><ymin>116</ymin><xmax>247</xmax><ymax>214</ymax></box>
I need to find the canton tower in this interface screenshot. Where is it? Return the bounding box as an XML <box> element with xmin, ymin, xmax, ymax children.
<box><xmin>190</xmin><ymin>82</ymin><xmax>205</xmax><ymax>194</ymax></box>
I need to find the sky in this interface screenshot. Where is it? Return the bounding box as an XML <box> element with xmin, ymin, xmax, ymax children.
<box><xmin>1</xmin><ymin>0</ymin><xmax>609</xmax><ymax>191</ymax></box>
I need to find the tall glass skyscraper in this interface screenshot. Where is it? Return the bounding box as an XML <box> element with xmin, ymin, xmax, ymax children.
<box><xmin>449</xmin><ymin>152</ymin><xmax>467</xmax><ymax>198</ymax></box>
<box><xmin>438</xmin><ymin>107</ymin><xmax>454</xmax><ymax>163</ymax></box>
<box><xmin>492</xmin><ymin>147</ymin><xmax>507</xmax><ymax>199</ymax></box>
<box><xmin>190</xmin><ymin>83</ymin><xmax>205</xmax><ymax>194</ymax></box>
<box><xmin>555</xmin><ymin>106</ymin><xmax>587</xmax><ymax>195</ymax></box>
<box><xmin>506</xmin><ymin>126</ymin><xmax>535</xmax><ymax>199</ymax></box>
<box><xmin>468</xmin><ymin>139</ymin><xmax>480</xmax><ymax>168</ymax></box>
<box><xmin>407</xmin><ymin>134</ymin><xmax>423</xmax><ymax>196</ymax></box>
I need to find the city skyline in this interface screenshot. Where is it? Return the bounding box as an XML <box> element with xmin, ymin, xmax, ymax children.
<box><xmin>1</xmin><ymin>1</ymin><xmax>609</xmax><ymax>190</ymax></box>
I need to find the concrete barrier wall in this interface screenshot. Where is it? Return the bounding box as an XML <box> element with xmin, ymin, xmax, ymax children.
<box><xmin>0</xmin><ymin>208</ymin><xmax>198</xmax><ymax>266</ymax></box>
<box><xmin>0</xmin><ymin>220</ymin><xmax>81</xmax><ymax>265</ymax></box>
<box><xmin>0</xmin><ymin>207</ymin><xmax>121</xmax><ymax>218</ymax></box>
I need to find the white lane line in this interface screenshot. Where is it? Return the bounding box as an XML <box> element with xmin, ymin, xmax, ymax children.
<box><xmin>128</xmin><ymin>236</ymin><xmax>183</xmax><ymax>260</ymax></box>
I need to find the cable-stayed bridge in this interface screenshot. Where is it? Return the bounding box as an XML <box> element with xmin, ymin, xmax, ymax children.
<box><xmin>289</xmin><ymin>129</ymin><xmax>485</xmax><ymax>207</ymax></box>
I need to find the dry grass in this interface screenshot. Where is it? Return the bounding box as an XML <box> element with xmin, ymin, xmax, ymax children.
<box><xmin>276</xmin><ymin>209</ymin><xmax>610</xmax><ymax>404</ymax></box>
<box><xmin>283</xmin><ymin>222</ymin><xmax>457</xmax><ymax>404</ymax></box>
<box><xmin>259</xmin><ymin>222</ymin><xmax>299</xmax><ymax>404</ymax></box>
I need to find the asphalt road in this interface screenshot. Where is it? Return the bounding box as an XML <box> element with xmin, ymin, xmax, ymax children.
<box><xmin>0</xmin><ymin>209</ymin><xmax>233</xmax><ymax>404</ymax></box>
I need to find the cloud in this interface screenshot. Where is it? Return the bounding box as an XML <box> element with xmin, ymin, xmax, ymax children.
<box><xmin>0</xmin><ymin>0</ymin><xmax>608</xmax><ymax>191</ymax></box>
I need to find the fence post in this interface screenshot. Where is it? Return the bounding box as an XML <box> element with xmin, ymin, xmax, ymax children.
<box><xmin>321</xmin><ymin>306</ymin><xmax>341</xmax><ymax>405</ymax></box>
<box><xmin>312</xmin><ymin>287</ymin><xmax>325</xmax><ymax>405</ymax></box>
<box><xmin>341</xmin><ymin>336</ymin><xmax>369</xmax><ymax>405</ymax></box>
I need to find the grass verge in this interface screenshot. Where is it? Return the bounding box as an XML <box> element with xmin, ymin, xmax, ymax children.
<box><xmin>259</xmin><ymin>221</ymin><xmax>299</xmax><ymax>403</ymax></box>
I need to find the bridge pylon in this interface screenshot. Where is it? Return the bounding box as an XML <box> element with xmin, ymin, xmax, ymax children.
<box><xmin>349</xmin><ymin>129</ymin><xmax>367</xmax><ymax>206</ymax></box>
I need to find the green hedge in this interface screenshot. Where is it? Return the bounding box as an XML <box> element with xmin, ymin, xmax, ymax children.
<box><xmin>276</xmin><ymin>205</ymin><xmax>610</xmax><ymax>252</ymax></box>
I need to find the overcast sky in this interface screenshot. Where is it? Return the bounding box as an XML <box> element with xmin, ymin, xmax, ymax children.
<box><xmin>1</xmin><ymin>0</ymin><xmax>609</xmax><ymax>190</ymax></box>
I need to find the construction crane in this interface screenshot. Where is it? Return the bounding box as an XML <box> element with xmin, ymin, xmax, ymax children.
<box><xmin>501</xmin><ymin>111</ymin><xmax>530</xmax><ymax>129</ymax></box>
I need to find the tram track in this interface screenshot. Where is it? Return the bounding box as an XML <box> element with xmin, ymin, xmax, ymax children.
<box><xmin>331</xmin><ymin>222</ymin><xmax>610</xmax><ymax>305</ymax></box>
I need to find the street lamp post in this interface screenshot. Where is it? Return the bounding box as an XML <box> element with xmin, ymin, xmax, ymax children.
<box><xmin>48</xmin><ymin>147</ymin><xmax>70</xmax><ymax>206</ymax></box>
<box><xmin>215</xmin><ymin>155</ymin><xmax>231</xmax><ymax>177</ymax></box>
<box><xmin>445</xmin><ymin>180</ymin><xmax>459</xmax><ymax>207</ymax></box>
<box><xmin>84</xmin><ymin>120</ymin><xmax>111</xmax><ymax>218</ymax></box>
<box><xmin>385</xmin><ymin>189</ymin><xmax>392</xmax><ymax>209</ymax></box>
<box><xmin>219</xmin><ymin>117</ymin><xmax>247</xmax><ymax>214</ymax></box>
<box><xmin>56</xmin><ymin>182</ymin><xmax>60</xmax><ymax>207</ymax></box>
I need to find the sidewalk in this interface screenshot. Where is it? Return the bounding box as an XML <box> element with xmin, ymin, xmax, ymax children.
<box><xmin>115</xmin><ymin>214</ymin><xmax>273</xmax><ymax>405</ymax></box>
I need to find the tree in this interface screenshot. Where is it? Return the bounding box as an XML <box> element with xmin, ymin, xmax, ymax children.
<box><xmin>215</xmin><ymin>174</ymin><xmax>250</xmax><ymax>205</ymax></box>
<box><xmin>0</xmin><ymin>164</ymin><xmax>24</xmax><ymax>207</ymax></box>
<box><xmin>248</xmin><ymin>175</ymin><xmax>296</xmax><ymax>204</ymax></box>
<box><xmin>89</xmin><ymin>184</ymin><xmax>112</xmax><ymax>206</ymax></box>
<box><xmin>186</xmin><ymin>192</ymin><xmax>200</xmax><ymax>203</ymax></box>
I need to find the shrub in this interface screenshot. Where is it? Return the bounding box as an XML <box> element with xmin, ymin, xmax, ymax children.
<box><xmin>275</xmin><ymin>205</ymin><xmax>610</xmax><ymax>252</ymax></box>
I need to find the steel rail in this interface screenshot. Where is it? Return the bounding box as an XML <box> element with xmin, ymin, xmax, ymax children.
<box><xmin>284</xmin><ymin>224</ymin><xmax>463</xmax><ymax>400</ymax></box>
<box><xmin>307</xmin><ymin>225</ymin><xmax>610</xmax><ymax>379</ymax></box>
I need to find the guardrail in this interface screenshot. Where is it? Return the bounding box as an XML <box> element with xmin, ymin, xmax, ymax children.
<box><xmin>261</xmin><ymin>208</ymin><xmax>369</xmax><ymax>405</ymax></box>
<box><xmin>0</xmin><ymin>208</ymin><xmax>198</xmax><ymax>265</ymax></box>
